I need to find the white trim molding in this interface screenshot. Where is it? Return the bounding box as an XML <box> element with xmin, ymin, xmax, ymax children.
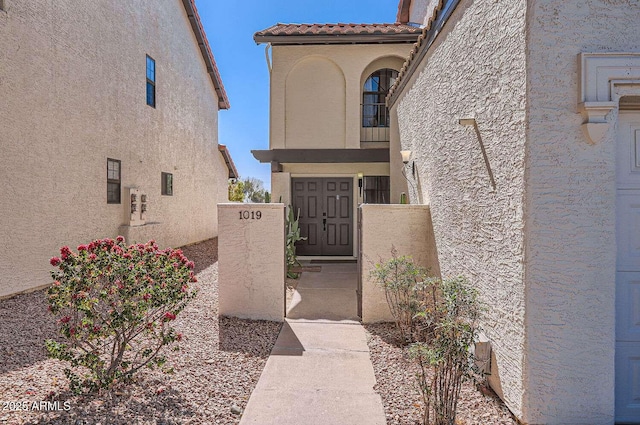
<box><xmin>578</xmin><ymin>52</ymin><xmax>640</xmax><ymax>144</ymax></box>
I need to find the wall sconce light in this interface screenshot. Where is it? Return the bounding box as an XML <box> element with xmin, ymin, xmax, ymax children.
<box><xmin>459</xmin><ymin>117</ymin><xmax>497</xmax><ymax>190</ymax></box>
<box><xmin>400</xmin><ymin>150</ymin><xmax>415</xmax><ymax>178</ymax></box>
<box><xmin>357</xmin><ymin>172</ymin><xmax>363</xmax><ymax>197</ymax></box>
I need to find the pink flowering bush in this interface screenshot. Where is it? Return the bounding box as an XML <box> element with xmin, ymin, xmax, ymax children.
<box><xmin>45</xmin><ymin>237</ymin><xmax>197</xmax><ymax>394</ymax></box>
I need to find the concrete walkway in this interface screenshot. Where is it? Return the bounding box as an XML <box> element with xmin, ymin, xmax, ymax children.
<box><xmin>286</xmin><ymin>262</ymin><xmax>360</xmax><ymax>321</ymax></box>
<box><xmin>239</xmin><ymin>263</ymin><xmax>386</xmax><ymax>425</ymax></box>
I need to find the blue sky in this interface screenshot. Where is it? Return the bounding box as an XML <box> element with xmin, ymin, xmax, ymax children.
<box><xmin>195</xmin><ymin>0</ymin><xmax>402</xmax><ymax>190</ymax></box>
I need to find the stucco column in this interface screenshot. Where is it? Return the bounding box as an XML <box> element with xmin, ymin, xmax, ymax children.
<box><xmin>218</xmin><ymin>203</ymin><xmax>286</xmax><ymax>322</ymax></box>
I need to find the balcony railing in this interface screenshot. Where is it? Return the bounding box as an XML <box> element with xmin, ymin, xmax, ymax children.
<box><xmin>361</xmin><ymin>103</ymin><xmax>390</xmax><ymax>142</ymax></box>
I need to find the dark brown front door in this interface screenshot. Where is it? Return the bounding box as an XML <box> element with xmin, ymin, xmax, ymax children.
<box><xmin>292</xmin><ymin>178</ymin><xmax>353</xmax><ymax>256</ymax></box>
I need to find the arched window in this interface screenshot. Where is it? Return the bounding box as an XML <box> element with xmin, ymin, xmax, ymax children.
<box><xmin>362</xmin><ymin>68</ymin><xmax>398</xmax><ymax>128</ymax></box>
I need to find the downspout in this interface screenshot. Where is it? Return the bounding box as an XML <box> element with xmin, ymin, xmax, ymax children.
<box><xmin>264</xmin><ymin>43</ymin><xmax>272</xmax><ymax>74</ymax></box>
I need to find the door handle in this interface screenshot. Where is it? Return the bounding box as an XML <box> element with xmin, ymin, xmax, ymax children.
<box><xmin>323</xmin><ymin>217</ymin><xmax>327</xmax><ymax>231</ymax></box>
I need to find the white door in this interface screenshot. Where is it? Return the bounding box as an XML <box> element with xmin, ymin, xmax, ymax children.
<box><xmin>616</xmin><ymin>111</ymin><xmax>640</xmax><ymax>423</ymax></box>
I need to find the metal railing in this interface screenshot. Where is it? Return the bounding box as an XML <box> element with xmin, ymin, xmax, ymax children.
<box><xmin>361</xmin><ymin>103</ymin><xmax>390</xmax><ymax>142</ymax></box>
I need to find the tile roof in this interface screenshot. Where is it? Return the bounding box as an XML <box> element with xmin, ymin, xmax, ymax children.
<box><xmin>254</xmin><ymin>23</ymin><xmax>423</xmax><ymax>44</ymax></box>
<box><xmin>218</xmin><ymin>144</ymin><xmax>239</xmax><ymax>179</ymax></box>
<box><xmin>181</xmin><ymin>0</ymin><xmax>230</xmax><ymax>109</ymax></box>
<box><xmin>387</xmin><ymin>0</ymin><xmax>460</xmax><ymax>106</ymax></box>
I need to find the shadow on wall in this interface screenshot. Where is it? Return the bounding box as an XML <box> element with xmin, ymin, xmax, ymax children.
<box><xmin>217</xmin><ymin>316</ymin><xmax>282</xmax><ymax>358</ymax></box>
<box><xmin>424</xmin><ymin>207</ymin><xmax>441</xmax><ymax>278</ymax></box>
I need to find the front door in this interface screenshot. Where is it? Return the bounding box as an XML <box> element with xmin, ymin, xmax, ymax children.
<box><xmin>292</xmin><ymin>178</ymin><xmax>353</xmax><ymax>256</ymax></box>
<box><xmin>616</xmin><ymin>111</ymin><xmax>640</xmax><ymax>423</ymax></box>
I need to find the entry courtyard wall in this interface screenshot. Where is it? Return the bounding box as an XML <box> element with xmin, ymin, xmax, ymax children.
<box><xmin>359</xmin><ymin>204</ymin><xmax>439</xmax><ymax>323</ymax></box>
<box><xmin>218</xmin><ymin>203</ymin><xmax>285</xmax><ymax>322</ymax></box>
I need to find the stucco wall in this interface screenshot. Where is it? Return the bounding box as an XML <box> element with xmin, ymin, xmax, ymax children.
<box><xmin>270</xmin><ymin>44</ymin><xmax>414</xmax><ymax>150</ymax></box>
<box><xmin>409</xmin><ymin>0</ymin><xmax>440</xmax><ymax>26</ymax></box>
<box><xmin>360</xmin><ymin>204</ymin><xmax>439</xmax><ymax>323</ymax></box>
<box><xmin>218</xmin><ymin>204</ymin><xmax>285</xmax><ymax>322</ymax></box>
<box><xmin>522</xmin><ymin>1</ymin><xmax>640</xmax><ymax>423</ymax></box>
<box><xmin>0</xmin><ymin>0</ymin><xmax>228</xmax><ymax>297</ymax></box>
<box><xmin>394</xmin><ymin>0</ymin><xmax>528</xmax><ymax>418</ymax></box>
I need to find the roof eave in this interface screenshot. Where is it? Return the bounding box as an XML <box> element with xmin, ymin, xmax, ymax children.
<box><xmin>254</xmin><ymin>33</ymin><xmax>421</xmax><ymax>45</ymax></box>
<box><xmin>181</xmin><ymin>0</ymin><xmax>230</xmax><ymax>110</ymax></box>
<box><xmin>218</xmin><ymin>145</ymin><xmax>239</xmax><ymax>179</ymax></box>
<box><xmin>387</xmin><ymin>0</ymin><xmax>461</xmax><ymax>108</ymax></box>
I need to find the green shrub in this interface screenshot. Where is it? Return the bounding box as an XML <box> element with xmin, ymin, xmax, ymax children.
<box><xmin>286</xmin><ymin>205</ymin><xmax>306</xmax><ymax>279</ymax></box>
<box><xmin>410</xmin><ymin>276</ymin><xmax>481</xmax><ymax>425</ymax></box>
<box><xmin>46</xmin><ymin>237</ymin><xmax>197</xmax><ymax>394</ymax></box>
<box><xmin>369</xmin><ymin>248</ymin><xmax>431</xmax><ymax>343</ymax></box>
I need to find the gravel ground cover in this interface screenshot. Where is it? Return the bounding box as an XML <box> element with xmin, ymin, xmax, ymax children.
<box><xmin>0</xmin><ymin>238</ymin><xmax>282</xmax><ymax>425</ymax></box>
<box><xmin>365</xmin><ymin>323</ymin><xmax>518</xmax><ymax>425</ymax></box>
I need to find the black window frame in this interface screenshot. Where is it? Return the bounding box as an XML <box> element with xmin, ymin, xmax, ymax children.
<box><xmin>146</xmin><ymin>55</ymin><xmax>156</xmax><ymax>108</ymax></box>
<box><xmin>362</xmin><ymin>68</ymin><xmax>398</xmax><ymax>128</ymax></box>
<box><xmin>161</xmin><ymin>172</ymin><xmax>173</xmax><ymax>196</ymax></box>
<box><xmin>107</xmin><ymin>158</ymin><xmax>121</xmax><ymax>204</ymax></box>
<box><xmin>363</xmin><ymin>176</ymin><xmax>390</xmax><ymax>204</ymax></box>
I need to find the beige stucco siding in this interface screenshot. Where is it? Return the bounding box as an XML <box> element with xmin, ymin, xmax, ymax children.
<box><xmin>270</xmin><ymin>44</ymin><xmax>414</xmax><ymax>150</ymax></box>
<box><xmin>522</xmin><ymin>1</ymin><xmax>640</xmax><ymax>422</ymax></box>
<box><xmin>360</xmin><ymin>204</ymin><xmax>440</xmax><ymax>323</ymax></box>
<box><xmin>394</xmin><ymin>0</ymin><xmax>528</xmax><ymax>418</ymax></box>
<box><xmin>409</xmin><ymin>0</ymin><xmax>440</xmax><ymax>26</ymax></box>
<box><xmin>0</xmin><ymin>0</ymin><xmax>228</xmax><ymax>297</ymax></box>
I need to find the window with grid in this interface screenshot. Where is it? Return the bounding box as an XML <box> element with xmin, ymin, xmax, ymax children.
<box><xmin>146</xmin><ymin>55</ymin><xmax>156</xmax><ymax>108</ymax></box>
<box><xmin>363</xmin><ymin>176</ymin><xmax>390</xmax><ymax>204</ymax></box>
<box><xmin>107</xmin><ymin>159</ymin><xmax>121</xmax><ymax>204</ymax></box>
<box><xmin>161</xmin><ymin>172</ymin><xmax>173</xmax><ymax>196</ymax></box>
<box><xmin>362</xmin><ymin>69</ymin><xmax>398</xmax><ymax>128</ymax></box>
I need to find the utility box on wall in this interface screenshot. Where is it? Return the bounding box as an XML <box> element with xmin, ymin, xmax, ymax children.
<box><xmin>127</xmin><ymin>188</ymin><xmax>147</xmax><ymax>227</ymax></box>
<box><xmin>218</xmin><ymin>203</ymin><xmax>285</xmax><ymax>322</ymax></box>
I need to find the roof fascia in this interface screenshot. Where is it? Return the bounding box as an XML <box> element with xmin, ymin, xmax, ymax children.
<box><xmin>218</xmin><ymin>145</ymin><xmax>239</xmax><ymax>179</ymax></box>
<box><xmin>181</xmin><ymin>0</ymin><xmax>230</xmax><ymax>109</ymax></box>
<box><xmin>254</xmin><ymin>33</ymin><xmax>421</xmax><ymax>45</ymax></box>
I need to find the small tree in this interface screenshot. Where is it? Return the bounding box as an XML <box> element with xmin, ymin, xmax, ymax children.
<box><xmin>410</xmin><ymin>276</ymin><xmax>481</xmax><ymax>425</ymax></box>
<box><xmin>242</xmin><ymin>177</ymin><xmax>267</xmax><ymax>203</ymax></box>
<box><xmin>228</xmin><ymin>180</ymin><xmax>245</xmax><ymax>202</ymax></box>
<box><xmin>369</xmin><ymin>248</ymin><xmax>431</xmax><ymax>343</ymax></box>
<box><xmin>46</xmin><ymin>237</ymin><xmax>197</xmax><ymax>394</ymax></box>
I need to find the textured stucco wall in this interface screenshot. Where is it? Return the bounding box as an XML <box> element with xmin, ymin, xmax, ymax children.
<box><xmin>271</xmin><ymin>172</ymin><xmax>292</xmax><ymax>205</ymax></box>
<box><xmin>270</xmin><ymin>44</ymin><xmax>415</xmax><ymax>150</ymax></box>
<box><xmin>409</xmin><ymin>0</ymin><xmax>440</xmax><ymax>26</ymax></box>
<box><xmin>218</xmin><ymin>204</ymin><xmax>285</xmax><ymax>322</ymax></box>
<box><xmin>394</xmin><ymin>0</ymin><xmax>528</xmax><ymax>418</ymax></box>
<box><xmin>360</xmin><ymin>204</ymin><xmax>440</xmax><ymax>323</ymax></box>
<box><xmin>523</xmin><ymin>1</ymin><xmax>640</xmax><ymax>423</ymax></box>
<box><xmin>0</xmin><ymin>0</ymin><xmax>228</xmax><ymax>297</ymax></box>
<box><xmin>285</xmin><ymin>57</ymin><xmax>346</xmax><ymax>149</ymax></box>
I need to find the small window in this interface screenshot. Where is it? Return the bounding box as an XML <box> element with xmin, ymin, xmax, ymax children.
<box><xmin>107</xmin><ymin>158</ymin><xmax>121</xmax><ymax>204</ymax></box>
<box><xmin>146</xmin><ymin>55</ymin><xmax>156</xmax><ymax>108</ymax></box>
<box><xmin>161</xmin><ymin>172</ymin><xmax>173</xmax><ymax>196</ymax></box>
<box><xmin>363</xmin><ymin>176</ymin><xmax>390</xmax><ymax>204</ymax></box>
